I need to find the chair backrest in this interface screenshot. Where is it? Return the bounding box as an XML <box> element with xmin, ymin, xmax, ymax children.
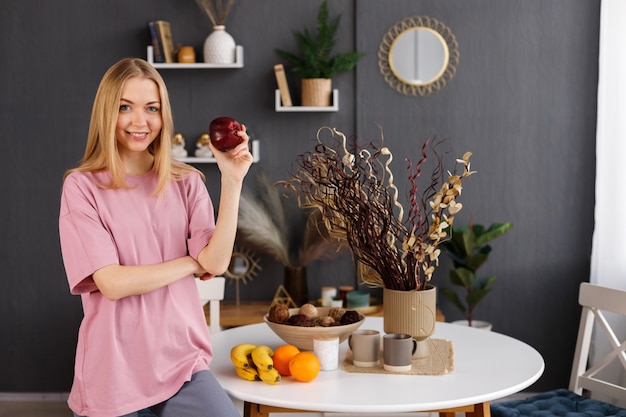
<box><xmin>195</xmin><ymin>277</ymin><xmax>225</xmax><ymax>334</ymax></box>
<box><xmin>569</xmin><ymin>282</ymin><xmax>626</xmax><ymax>406</ymax></box>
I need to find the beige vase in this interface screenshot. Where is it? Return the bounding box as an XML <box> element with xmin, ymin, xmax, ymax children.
<box><xmin>383</xmin><ymin>286</ymin><xmax>437</xmax><ymax>358</ymax></box>
<box><xmin>301</xmin><ymin>78</ymin><xmax>332</xmax><ymax>106</ymax></box>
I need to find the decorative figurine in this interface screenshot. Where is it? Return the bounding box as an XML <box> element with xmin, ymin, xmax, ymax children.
<box><xmin>195</xmin><ymin>133</ymin><xmax>213</xmax><ymax>158</ymax></box>
<box><xmin>171</xmin><ymin>133</ymin><xmax>188</xmax><ymax>158</ymax></box>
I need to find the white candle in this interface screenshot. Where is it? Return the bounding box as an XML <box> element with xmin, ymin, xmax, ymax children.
<box><xmin>321</xmin><ymin>286</ymin><xmax>337</xmax><ymax>307</ymax></box>
<box><xmin>314</xmin><ymin>336</ymin><xmax>339</xmax><ymax>371</ymax></box>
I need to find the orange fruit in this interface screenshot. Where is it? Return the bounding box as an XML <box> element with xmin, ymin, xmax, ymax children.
<box><xmin>288</xmin><ymin>351</ymin><xmax>321</xmax><ymax>382</ymax></box>
<box><xmin>272</xmin><ymin>344</ymin><xmax>300</xmax><ymax>376</ymax></box>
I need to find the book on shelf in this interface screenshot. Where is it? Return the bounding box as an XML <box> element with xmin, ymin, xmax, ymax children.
<box><xmin>274</xmin><ymin>64</ymin><xmax>292</xmax><ymax>107</ymax></box>
<box><xmin>147</xmin><ymin>20</ymin><xmax>165</xmax><ymax>63</ymax></box>
<box><xmin>154</xmin><ymin>20</ymin><xmax>176</xmax><ymax>63</ymax></box>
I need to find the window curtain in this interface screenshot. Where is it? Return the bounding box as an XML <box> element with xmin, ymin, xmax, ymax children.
<box><xmin>589</xmin><ymin>0</ymin><xmax>626</xmax><ymax>403</ymax></box>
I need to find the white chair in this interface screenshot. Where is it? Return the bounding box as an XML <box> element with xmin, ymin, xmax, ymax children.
<box><xmin>195</xmin><ymin>277</ymin><xmax>225</xmax><ymax>334</ymax></box>
<box><xmin>491</xmin><ymin>282</ymin><xmax>626</xmax><ymax>417</ymax></box>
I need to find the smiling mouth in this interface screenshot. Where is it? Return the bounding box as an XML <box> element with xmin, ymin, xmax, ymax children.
<box><xmin>128</xmin><ymin>132</ymin><xmax>148</xmax><ymax>140</ymax></box>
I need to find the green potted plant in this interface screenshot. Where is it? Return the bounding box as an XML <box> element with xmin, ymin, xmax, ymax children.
<box><xmin>275</xmin><ymin>0</ymin><xmax>365</xmax><ymax>106</ymax></box>
<box><xmin>440</xmin><ymin>221</ymin><xmax>514</xmax><ymax>329</ymax></box>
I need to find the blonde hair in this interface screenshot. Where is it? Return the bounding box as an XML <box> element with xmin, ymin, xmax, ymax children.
<box><xmin>65</xmin><ymin>57</ymin><xmax>202</xmax><ymax>192</ymax></box>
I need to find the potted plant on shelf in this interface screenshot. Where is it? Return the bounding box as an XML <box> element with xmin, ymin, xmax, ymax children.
<box><xmin>236</xmin><ymin>170</ymin><xmax>344</xmax><ymax>306</ymax></box>
<box><xmin>280</xmin><ymin>127</ymin><xmax>476</xmax><ymax>355</ymax></box>
<box><xmin>275</xmin><ymin>0</ymin><xmax>365</xmax><ymax>107</ymax></box>
<box><xmin>440</xmin><ymin>221</ymin><xmax>514</xmax><ymax>330</ymax></box>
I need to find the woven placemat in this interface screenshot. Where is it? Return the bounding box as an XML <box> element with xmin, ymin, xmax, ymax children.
<box><xmin>342</xmin><ymin>338</ymin><xmax>454</xmax><ymax>375</ymax></box>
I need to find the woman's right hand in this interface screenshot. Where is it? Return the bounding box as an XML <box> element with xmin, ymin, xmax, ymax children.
<box><xmin>189</xmin><ymin>256</ymin><xmax>214</xmax><ymax>280</ymax></box>
<box><xmin>209</xmin><ymin>124</ymin><xmax>253</xmax><ymax>184</ymax></box>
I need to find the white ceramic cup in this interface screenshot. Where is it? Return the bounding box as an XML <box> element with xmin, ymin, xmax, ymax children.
<box><xmin>348</xmin><ymin>329</ymin><xmax>380</xmax><ymax>367</ymax></box>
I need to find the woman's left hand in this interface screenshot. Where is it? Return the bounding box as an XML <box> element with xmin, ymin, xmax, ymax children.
<box><xmin>209</xmin><ymin>124</ymin><xmax>253</xmax><ymax>183</ymax></box>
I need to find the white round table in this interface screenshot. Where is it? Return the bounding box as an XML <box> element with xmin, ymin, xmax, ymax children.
<box><xmin>209</xmin><ymin>317</ymin><xmax>544</xmax><ymax>416</ymax></box>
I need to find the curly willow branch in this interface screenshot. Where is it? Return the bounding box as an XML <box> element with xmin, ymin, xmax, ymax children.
<box><xmin>280</xmin><ymin>127</ymin><xmax>475</xmax><ymax>291</ymax></box>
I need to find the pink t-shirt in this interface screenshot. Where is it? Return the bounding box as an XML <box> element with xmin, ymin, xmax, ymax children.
<box><xmin>59</xmin><ymin>168</ymin><xmax>215</xmax><ymax>417</ymax></box>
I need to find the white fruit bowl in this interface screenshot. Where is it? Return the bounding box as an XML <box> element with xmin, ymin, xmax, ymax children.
<box><xmin>264</xmin><ymin>307</ymin><xmax>365</xmax><ymax>351</ymax></box>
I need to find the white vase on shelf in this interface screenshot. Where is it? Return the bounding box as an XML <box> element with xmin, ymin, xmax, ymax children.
<box><xmin>203</xmin><ymin>25</ymin><xmax>236</xmax><ymax>64</ymax></box>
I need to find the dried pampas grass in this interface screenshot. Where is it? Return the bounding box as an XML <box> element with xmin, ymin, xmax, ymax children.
<box><xmin>238</xmin><ymin>190</ymin><xmax>290</xmax><ymax>266</ymax></box>
<box><xmin>237</xmin><ymin>171</ymin><xmax>342</xmax><ymax>267</ymax></box>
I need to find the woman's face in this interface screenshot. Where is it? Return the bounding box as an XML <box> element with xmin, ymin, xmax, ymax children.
<box><xmin>115</xmin><ymin>77</ymin><xmax>162</xmax><ymax>159</ymax></box>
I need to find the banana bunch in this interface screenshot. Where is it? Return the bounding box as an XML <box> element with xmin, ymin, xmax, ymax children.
<box><xmin>230</xmin><ymin>344</ymin><xmax>281</xmax><ymax>385</ymax></box>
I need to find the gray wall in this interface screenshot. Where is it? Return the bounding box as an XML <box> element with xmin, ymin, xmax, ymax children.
<box><xmin>0</xmin><ymin>0</ymin><xmax>599</xmax><ymax>393</ymax></box>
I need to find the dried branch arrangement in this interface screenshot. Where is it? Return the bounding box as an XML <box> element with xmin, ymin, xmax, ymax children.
<box><xmin>280</xmin><ymin>127</ymin><xmax>475</xmax><ymax>291</ymax></box>
<box><xmin>194</xmin><ymin>0</ymin><xmax>235</xmax><ymax>26</ymax></box>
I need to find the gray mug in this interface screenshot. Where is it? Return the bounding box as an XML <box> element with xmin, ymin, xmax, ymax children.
<box><xmin>383</xmin><ymin>333</ymin><xmax>417</xmax><ymax>372</ymax></box>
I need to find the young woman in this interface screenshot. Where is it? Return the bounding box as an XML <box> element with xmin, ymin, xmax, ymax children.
<box><xmin>59</xmin><ymin>57</ymin><xmax>252</xmax><ymax>417</ymax></box>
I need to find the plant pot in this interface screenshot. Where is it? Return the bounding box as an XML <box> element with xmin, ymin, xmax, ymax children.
<box><xmin>301</xmin><ymin>78</ymin><xmax>332</xmax><ymax>106</ymax></box>
<box><xmin>284</xmin><ymin>265</ymin><xmax>308</xmax><ymax>307</ymax></box>
<box><xmin>451</xmin><ymin>319</ymin><xmax>493</xmax><ymax>331</ymax></box>
<box><xmin>203</xmin><ymin>25</ymin><xmax>236</xmax><ymax>64</ymax></box>
<box><xmin>383</xmin><ymin>286</ymin><xmax>437</xmax><ymax>358</ymax></box>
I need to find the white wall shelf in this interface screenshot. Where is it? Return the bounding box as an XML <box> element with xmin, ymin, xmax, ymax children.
<box><xmin>275</xmin><ymin>89</ymin><xmax>339</xmax><ymax>112</ymax></box>
<box><xmin>174</xmin><ymin>139</ymin><xmax>260</xmax><ymax>164</ymax></box>
<box><xmin>147</xmin><ymin>45</ymin><xmax>244</xmax><ymax>69</ymax></box>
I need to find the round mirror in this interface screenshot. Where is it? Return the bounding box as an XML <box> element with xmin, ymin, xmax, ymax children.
<box><xmin>224</xmin><ymin>247</ymin><xmax>261</xmax><ymax>282</ymax></box>
<box><xmin>390</xmin><ymin>28</ymin><xmax>447</xmax><ymax>85</ymax></box>
<box><xmin>224</xmin><ymin>246</ymin><xmax>262</xmax><ymax>304</ymax></box>
<box><xmin>379</xmin><ymin>16</ymin><xmax>459</xmax><ymax>96</ymax></box>
<box><xmin>227</xmin><ymin>253</ymin><xmax>250</xmax><ymax>279</ymax></box>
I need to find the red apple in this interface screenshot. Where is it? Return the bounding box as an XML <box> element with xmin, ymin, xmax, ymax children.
<box><xmin>208</xmin><ymin>116</ymin><xmax>244</xmax><ymax>151</ymax></box>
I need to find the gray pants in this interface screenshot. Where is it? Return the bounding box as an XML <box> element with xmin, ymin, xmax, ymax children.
<box><xmin>73</xmin><ymin>370</ymin><xmax>240</xmax><ymax>417</ymax></box>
